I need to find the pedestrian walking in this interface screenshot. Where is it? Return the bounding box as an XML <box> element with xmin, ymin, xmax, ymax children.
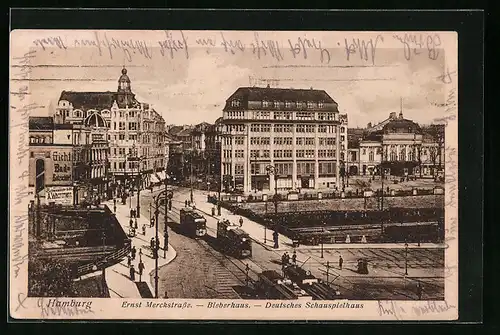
<box><xmin>150</xmin><ymin>237</ymin><xmax>155</xmax><ymax>250</ymax></box>
<box><xmin>339</xmin><ymin>255</ymin><xmax>343</xmax><ymax>270</ymax></box>
<box><xmin>150</xmin><ymin>217</ymin><xmax>155</xmax><ymax>228</ymax></box>
<box><xmin>281</xmin><ymin>253</ymin><xmax>287</xmax><ymax>265</ymax></box>
<box><xmin>416</xmin><ymin>282</ymin><xmax>424</xmax><ymax>300</ymax></box>
<box><xmin>239</xmin><ymin>217</ymin><xmax>243</xmax><ymax>227</ymax></box>
<box><xmin>211</xmin><ymin>207</ymin><xmax>215</xmax><ymax>216</ymax></box>
<box><xmin>113</xmin><ymin>204</ymin><xmax>117</xmax><ymax>213</ymax></box>
<box><xmin>142</xmin><ymin>224</ymin><xmax>146</xmax><ymax>235</ymax></box>
<box><xmin>292</xmin><ymin>251</ymin><xmax>297</xmax><ymax>265</ymax></box>
<box><xmin>127</xmin><ymin>255</ymin><xmax>132</xmax><ymax>267</ymax></box>
<box><xmin>273</xmin><ymin>230</ymin><xmax>279</xmax><ymax>249</ymax></box>
<box><xmin>130</xmin><ymin>208</ymin><xmax>134</xmax><ymax>218</ymax></box>
<box><xmin>129</xmin><ymin>218</ymin><xmax>134</xmax><ymax>228</ymax></box>
<box><xmin>138</xmin><ymin>260</ymin><xmax>145</xmax><ymax>282</ymax></box>
<box><xmin>131</xmin><ymin>246</ymin><xmax>136</xmax><ymax>260</ymax></box>
<box><xmin>134</xmin><ymin>218</ymin><xmax>138</xmax><ymax>229</ymax></box>
<box><xmin>284</xmin><ymin>252</ymin><xmax>290</xmax><ymax>265</ymax></box>
<box><xmin>185</xmin><ymin>200</ymin><xmax>188</xmax><ymax>207</ymax></box>
<box><xmin>129</xmin><ymin>264</ymin><xmax>135</xmax><ymax>281</ymax></box>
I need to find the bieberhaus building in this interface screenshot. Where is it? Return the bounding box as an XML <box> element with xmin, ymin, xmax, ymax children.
<box><xmin>220</xmin><ymin>85</ymin><xmax>348</xmax><ymax>196</ymax></box>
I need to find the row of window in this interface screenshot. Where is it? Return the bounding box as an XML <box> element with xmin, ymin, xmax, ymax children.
<box><xmin>58</xmin><ymin>109</ymin><xmax>156</xmax><ymax>120</ymax></box>
<box><xmin>226</xmin><ymin>110</ymin><xmax>338</xmax><ymax>121</ymax></box>
<box><xmin>225</xmin><ymin>136</ymin><xmax>342</xmax><ymax>146</ymax></box>
<box><xmin>223</xmin><ymin>149</ymin><xmax>338</xmax><ymax>159</ymax></box>
<box><xmin>230</xmin><ymin>100</ymin><xmax>326</xmax><ymax>109</ymax></box>
<box><xmin>111</xmin><ymin>159</ymin><xmax>164</xmax><ymax>170</ymax></box>
<box><xmin>223</xmin><ymin>161</ymin><xmax>336</xmax><ymax>176</ymax></box>
<box><xmin>223</xmin><ymin>124</ymin><xmax>346</xmax><ymax>134</ymax></box>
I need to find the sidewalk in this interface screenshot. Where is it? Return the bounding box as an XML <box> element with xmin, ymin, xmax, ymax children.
<box><xmin>103</xmin><ymin>197</ymin><xmax>177</xmax><ymax>298</ymax></box>
<box><xmin>190</xmin><ymin>189</ymin><xmax>446</xmax><ymax>252</ymax></box>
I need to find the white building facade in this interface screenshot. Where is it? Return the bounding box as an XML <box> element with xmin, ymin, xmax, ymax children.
<box><xmin>220</xmin><ymin>86</ymin><xmax>348</xmax><ymax>196</ymax></box>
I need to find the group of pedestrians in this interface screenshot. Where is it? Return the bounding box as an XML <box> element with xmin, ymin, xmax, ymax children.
<box><xmin>281</xmin><ymin>251</ymin><xmax>297</xmax><ymax>266</ymax></box>
<box><xmin>127</xmin><ymin>245</ymin><xmax>145</xmax><ymax>282</ymax></box>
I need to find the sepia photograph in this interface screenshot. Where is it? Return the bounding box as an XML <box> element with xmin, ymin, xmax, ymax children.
<box><xmin>10</xmin><ymin>29</ymin><xmax>458</xmax><ymax>320</ymax></box>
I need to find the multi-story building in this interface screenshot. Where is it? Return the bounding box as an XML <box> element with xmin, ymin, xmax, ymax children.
<box><xmin>54</xmin><ymin>67</ymin><xmax>167</xmax><ymax>195</ymax></box>
<box><xmin>357</xmin><ymin>111</ymin><xmax>445</xmax><ymax>178</ymax></box>
<box><xmin>220</xmin><ymin>85</ymin><xmax>347</xmax><ymax>196</ymax></box>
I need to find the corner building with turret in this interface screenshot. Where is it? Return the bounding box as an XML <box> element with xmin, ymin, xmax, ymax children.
<box><xmin>54</xmin><ymin>67</ymin><xmax>168</xmax><ymax>197</ymax></box>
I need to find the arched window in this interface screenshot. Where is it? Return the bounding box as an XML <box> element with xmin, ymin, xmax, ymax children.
<box><xmin>390</xmin><ymin>146</ymin><xmax>397</xmax><ymax>161</ymax></box>
<box><xmin>399</xmin><ymin>147</ymin><xmax>406</xmax><ymax>161</ymax></box>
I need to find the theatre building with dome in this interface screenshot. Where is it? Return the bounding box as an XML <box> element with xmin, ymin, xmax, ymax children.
<box><xmin>28</xmin><ymin>67</ymin><xmax>167</xmax><ymax>206</ymax></box>
<box><xmin>347</xmin><ymin>110</ymin><xmax>445</xmax><ymax>179</ymax></box>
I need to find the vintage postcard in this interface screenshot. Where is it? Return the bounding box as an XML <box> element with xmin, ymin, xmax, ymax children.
<box><xmin>9</xmin><ymin>30</ymin><xmax>458</xmax><ymax>320</ymax></box>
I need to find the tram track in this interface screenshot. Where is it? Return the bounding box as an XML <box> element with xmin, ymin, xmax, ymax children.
<box><xmin>149</xmin><ymin>187</ymin><xmax>443</xmax><ymax>300</ymax></box>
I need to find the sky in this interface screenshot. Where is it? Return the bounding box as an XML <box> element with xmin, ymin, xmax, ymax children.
<box><xmin>11</xmin><ymin>30</ymin><xmax>455</xmax><ymax>128</ymax></box>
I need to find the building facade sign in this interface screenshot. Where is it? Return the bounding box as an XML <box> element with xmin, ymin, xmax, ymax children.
<box><xmin>52</xmin><ymin>148</ymin><xmax>73</xmax><ymax>184</ymax></box>
<box><xmin>45</xmin><ymin>186</ymin><xmax>74</xmax><ymax>205</ymax></box>
<box><xmin>29</xmin><ymin>145</ymin><xmax>74</xmax><ymax>187</ymax></box>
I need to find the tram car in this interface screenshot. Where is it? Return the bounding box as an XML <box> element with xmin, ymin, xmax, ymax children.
<box><xmin>256</xmin><ymin>270</ymin><xmax>313</xmax><ymax>300</ymax></box>
<box><xmin>179</xmin><ymin>208</ymin><xmax>207</xmax><ymax>238</ymax></box>
<box><xmin>283</xmin><ymin>265</ymin><xmax>341</xmax><ymax>300</ymax></box>
<box><xmin>216</xmin><ymin>219</ymin><xmax>252</xmax><ymax>258</ymax></box>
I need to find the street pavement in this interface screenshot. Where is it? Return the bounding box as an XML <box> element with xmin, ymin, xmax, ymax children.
<box><xmin>183</xmin><ymin>187</ymin><xmax>446</xmax><ymax>300</ymax></box>
<box><xmin>138</xmin><ymin>187</ymin><xmax>246</xmax><ymax>299</ymax></box>
<box><xmin>188</xmin><ymin>188</ymin><xmax>445</xmax><ymax>251</ymax></box>
<box><xmin>125</xmin><ymin>186</ymin><xmax>445</xmax><ymax>300</ymax></box>
<box><xmin>102</xmin><ymin>197</ymin><xmax>177</xmax><ymax>298</ymax></box>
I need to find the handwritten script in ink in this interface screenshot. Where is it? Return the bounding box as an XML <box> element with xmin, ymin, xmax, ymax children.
<box><xmin>344</xmin><ymin>35</ymin><xmax>384</xmax><ymax>65</ymax></box>
<box><xmin>378</xmin><ymin>300</ymin><xmax>456</xmax><ymax>319</ymax></box>
<box><xmin>32</xmin><ymin>31</ymin><xmax>392</xmax><ymax>66</ymax></box>
<box><xmin>10</xmin><ymin>50</ymin><xmax>43</xmax><ymax>278</ymax></box>
<box><xmin>393</xmin><ymin>33</ymin><xmax>442</xmax><ymax>61</ymax></box>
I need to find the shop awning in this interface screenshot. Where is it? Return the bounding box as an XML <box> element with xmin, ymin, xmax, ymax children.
<box><xmin>150</xmin><ymin>174</ymin><xmax>160</xmax><ymax>184</ymax></box>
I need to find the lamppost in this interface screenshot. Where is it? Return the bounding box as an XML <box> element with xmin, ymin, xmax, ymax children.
<box><xmin>265</xmin><ymin>165</ymin><xmax>278</xmax><ymax>215</ymax></box>
<box><xmin>404</xmin><ymin>241</ymin><xmax>409</xmax><ymax>276</ymax></box>
<box><xmin>321</xmin><ymin>221</ymin><xmax>326</xmax><ymax>258</ymax></box>
<box><xmin>101</xmin><ymin>231</ymin><xmax>106</xmax><ymax>286</ymax></box>
<box><xmin>135</xmin><ymin>155</ymin><xmax>142</xmax><ymax>218</ymax></box>
<box><xmin>152</xmin><ymin>176</ymin><xmax>172</xmax><ymax>299</ymax></box>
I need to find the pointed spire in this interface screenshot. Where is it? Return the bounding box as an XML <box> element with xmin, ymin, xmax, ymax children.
<box><xmin>399</xmin><ymin>97</ymin><xmax>404</xmax><ymax>119</ymax></box>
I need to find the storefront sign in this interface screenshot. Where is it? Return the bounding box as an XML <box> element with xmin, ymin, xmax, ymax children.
<box><xmin>46</xmin><ymin>186</ymin><xmax>73</xmax><ymax>205</ymax></box>
<box><xmin>52</xmin><ymin>148</ymin><xmax>73</xmax><ymax>184</ymax></box>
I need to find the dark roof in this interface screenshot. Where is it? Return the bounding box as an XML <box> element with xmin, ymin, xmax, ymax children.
<box><xmin>177</xmin><ymin>128</ymin><xmax>193</xmax><ymax>137</ymax></box>
<box><xmin>227</xmin><ymin>86</ymin><xmax>336</xmax><ymax>104</ymax></box>
<box><xmin>59</xmin><ymin>91</ymin><xmax>140</xmax><ymax>110</ymax></box>
<box><xmin>29</xmin><ymin>116</ymin><xmax>53</xmax><ymax>130</ymax></box>
<box><xmin>382</xmin><ymin>118</ymin><xmax>421</xmax><ymax>134</ymax></box>
<box><xmin>60</xmin><ymin>91</ymin><xmax>116</xmax><ymax>110</ymax></box>
<box><xmin>168</xmin><ymin>126</ymin><xmax>184</xmax><ymax>136</ymax></box>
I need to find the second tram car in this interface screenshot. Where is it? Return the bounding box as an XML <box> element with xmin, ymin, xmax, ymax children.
<box><xmin>283</xmin><ymin>264</ymin><xmax>341</xmax><ymax>300</ymax></box>
<box><xmin>216</xmin><ymin>219</ymin><xmax>252</xmax><ymax>258</ymax></box>
<box><xmin>179</xmin><ymin>208</ymin><xmax>207</xmax><ymax>238</ymax></box>
<box><xmin>256</xmin><ymin>270</ymin><xmax>312</xmax><ymax>300</ymax></box>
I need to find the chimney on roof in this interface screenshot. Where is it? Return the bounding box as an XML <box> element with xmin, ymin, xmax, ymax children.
<box><xmin>367</xmin><ymin>122</ymin><xmax>372</xmax><ymax>128</ymax></box>
<box><xmin>390</xmin><ymin>112</ymin><xmax>396</xmax><ymax>119</ymax></box>
<box><xmin>310</xmin><ymin>87</ymin><xmax>313</xmax><ymax>90</ymax></box>
<box><xmin>266</xmin><ymin>84</ymin><xmax>270</xmax><ymax>88</ymax></box>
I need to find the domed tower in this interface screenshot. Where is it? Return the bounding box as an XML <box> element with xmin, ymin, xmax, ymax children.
<box><xmin>117</xmin><ymin>67</ymin><xmax>134</xmax><ymax>107</ymax></box>
<box><xmin>118</xmin><ymin>67</ymin><xmax>131</xmax><ymax>92</ymax></box>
